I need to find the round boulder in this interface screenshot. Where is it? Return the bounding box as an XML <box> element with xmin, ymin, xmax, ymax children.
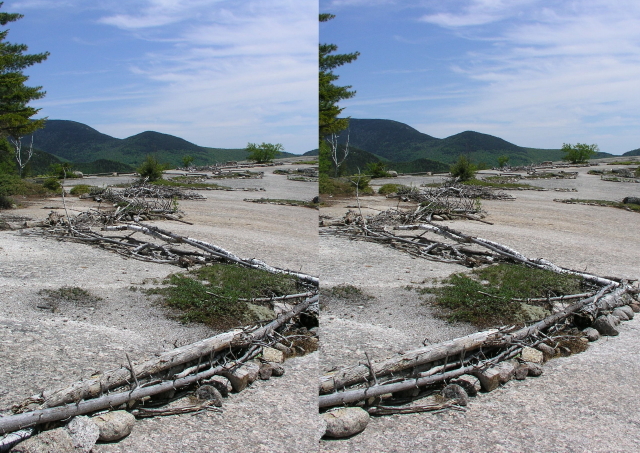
<box><xmin>195</xmin><ymin>385</ymin><xmax>223</xmax><ymax>407</ymax></box>
<box><xmin>582</xmin><ymin>327</ymin><xmax>600</xmax><ymax>342</ymax></box>
<box><xmin>593</xmin><ymin>314</ymin><xmax>620</xmax><ymax>336</ymax></box>
<box><xmin>92</xmin><ymin>410</ymin><xmax>136</xmax><ymax>442</ymax></box>
<box><xmin>441</xmin><ymin>383</ymin><xmax>469</xmax><ymax>406</ymax></box>
<box><xmin>322</xmin><ymin>407</ymin><xmax>370</xmax><ymax>438</ymax></box>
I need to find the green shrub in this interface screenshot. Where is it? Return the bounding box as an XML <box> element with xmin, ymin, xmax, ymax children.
<box><xmin>0</xmin><ymin>194</ymin><xmax>14</xmax><ymax>209</ymax></box>
<box><xmin>378</xmin><ymin>183</ymin><xmax>402</xmax><ymax>195</ymax></box>
<box><xmin>69</xmin><ymin>184</ymin><xmax>92</xmax><ymax>196</ymax></box>
<box><xmin>319</xmin><ymin>174</ymin><xmax>354</xmax><ymax>196</ymax></box>
<box><xmin>42</xmin><ymin>177</ymin><xmax>62</xmax><ymax>193</ymax></box>
<box><xmin>137</xmin><ymin>155</ymin><xmax>166</xmax><ymax>182</ymax></box>
<box><xmin>450</xmin><ymin>155</ymin><xmax>477</xmax><ymax>181</ymax></box>
<box><xmin>348</xmin><ymin>174</ymin><xmax>372</xmax><ymax>193</ymax></box>
<box><xmin>366</xmin><ymin>162</ymin><xmax>389</xmax><ymax>178</ymax></box>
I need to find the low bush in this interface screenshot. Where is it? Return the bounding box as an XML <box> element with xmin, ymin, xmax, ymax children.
<box><xmin>0</xmin><ymin>194</ymin><xmax>14</xmax><ymax>209</ymax></box>
<box><xmin>378</xmin><ymin>183</ymin><xmax>402</xmax><ymax>195</ymax></box>
<box><xmin>42</xmin><ymin>177</ymin><xmax>63</xmax><ymax>193</ymax></box>
<box><xmin>69</xmin><ymin>184</ymin><xmax>92</xmax><ymax>196</ymax></box>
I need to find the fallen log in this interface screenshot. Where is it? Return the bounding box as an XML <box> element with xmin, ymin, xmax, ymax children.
<box><xmin>319</xmin><ymin>330</ymin><xmax>499</xmax><ymax>394</ymax></box>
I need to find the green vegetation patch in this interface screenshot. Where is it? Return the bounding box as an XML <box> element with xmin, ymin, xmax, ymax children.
<box><xmin>38</xmin><ymin>286</ymin><xmax>103</xmax><ymax>306</ymax></box>
<box><xmin>606</xmin><ymin>161</ymin><xmax>638</xmax><ymax>166</ymax></box>
<box><xmin>378</xmin><ymin>183</ymin><xmax>404</xmax><ymax>195</ymax></box>
<box><xmin>430</xmin><ymin>264</ymin><xmax>584</xmax><ymax>327</ymax></box>
<box><xmin>556</xmin><ymin>198</ymin><xmax>640</xmax><ymax>213</ymax></box>
<box><xmin>148</xmin><ymin>264</ymin><xmax>304</xmax><ymax>330</ymax></box>
<box><xmin>69</xmin><ymin>184</ymin><xmax>94</xmax><ymax>196</ymax></box>
<box><xmin>0</xmin><ymin>174</ymin><xmax>48</xmax><ymax>197</ymax></box>
<box><xmin>479</xmin><ymin>176</ymin><xmax>540</xmax><ymax>189</ymax></box>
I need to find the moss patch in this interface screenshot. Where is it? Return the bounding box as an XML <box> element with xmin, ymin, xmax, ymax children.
<box><xmin>147</xmin><ymin>264</ymin><xmax>305</xmax><ymax>330</ymax></box>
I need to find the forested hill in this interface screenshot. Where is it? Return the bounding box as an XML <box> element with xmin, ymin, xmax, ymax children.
<box><xmin>25</xmin><ymin>120</ymin><xmax>294</xmax><ymax>167</ymax></box>
<box><xmin>335</xmin><ymin>118</ymin><xmax>614</xmax><ymax>166</ymax></box>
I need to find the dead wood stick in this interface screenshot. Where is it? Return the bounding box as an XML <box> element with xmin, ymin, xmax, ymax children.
<box><xmin>511</xmin><ymin>292</ymin><xmax>595</xmax><ymax>303</ymax></box>
<box><xmin>319</xmin><ymin>346</ymin><xmax>520</xmax><ymax>408</ymax></box>
<box><xmin>237</xmin><ymin>291</ymin><xmax>315</xmax><ymax>303</ymax></box>
<box><xmin>104</xmin><ymin>224</ymin><xmax>319</xmax><ymax>286</ymax></box>
<box><xmin>319</xmin><ymin>330</ymin><xmax>499</xmax><ymax>394</ymax></box>
<box><xmin>20</xmin><ymin>329</ymin><xmax>250</xmax><ymax>410</ymax></box>
<box><xmin>250</xmin><ymin>295</ymin><xmax>318</xmax><ymax>340</ymax></box>
<box><xmin>0</xmin><ymin>346</ymin><xmax>259</xmax><ymax>435</ymax></box>
<box><xmin>367</xmin><ymin>401</ymin><xmax>463</xmax><ymax>416</ymax></box>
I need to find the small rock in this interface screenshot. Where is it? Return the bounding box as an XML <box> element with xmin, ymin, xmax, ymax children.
<box><xmin>520</xmin><ymin>346</ymin><xmax>544</xmax><ymax>364</ymax></box>
<box><xmin>526</xmin><ymin>362</ymin><xmax>544</xmax><ymax>377</ymax></box>
<box><xmin>629</xmin><ymin>302</ymin><xmax>640</xmax><ymax>313</ymax></box>
<box><xmin>536</xmin><ymin>343</ymin><xmax>556</xmax><ymax>359</ymax></box>
<box><xmin>473</xmin><ymin>367</ymin><xmax>501</xmax><ymax>392</ymax></box>
<box><xmin>619</xmin><ymin>305</ymin><xmax>635</xmax><ymax>320</ymax></box>
<box><xmin>322</xmin><ymin>407</ymin><xmax>370</xmax><ymax>438</ymax></box>
<box><xmin>11</xmin><ymin>428</ymin><xmax>75</xmax><ymax>453</ymax></box>
<box><xmin>258</xmin><ymin>362</ymin><xmax>273</xmax><ymax>380</ymax></box>
<box><xmin>263</xmin><ymin>347</ymin><xmax>285</xmax><ymax>363</ymax></box>
<box><xmin>92</xmin><ymin>410</ymin><xmax>136</xmax><ymax>442</ymax></box>
<box><xmin>583</xmin><ymin>327</ymin><xmax>600</xmax><ymax>342</ymax></box>
<box><xmin>66</xmin><ymin>416</ymin><xmax>100</xmax><ymax>453</ymax></box>
<box><xmin>222</xmin><ymin>361</ymin><xmax>260</xmax><ymax>392</ymax></box>
<box><xmin>431</xmin><ymin>215</ymin><xmax>444</xmax><ymax>221</ymax></box>
<box><xmin>593</xmin><ymin>314</ymin><xmax>620</xmax><ymax>336</ymax></box>
<box><xmin>612</xmin><ymin>307</ymin><xmax>629</xmax><ymax>321</ymax></box>
<box><xmin>204</xmin><ymin>375</ymin><xmax>232</xmax><ymax>397</ymax></box>
<box><xmin>441</xmin><ymin>384</ymin><xmax>469</xmax><ymax>406</ymax></box>
<box><xmin>495</xmin><ymin>361</ymin><xmax>515</xmax><ymax>383</ymax></box>
<box><xmin>194</xmin><ymin>385</ymin><xmax>223</xmax><ymax>407</ymax></box>
<box><xmin>514</xmin><ymin>363</ymin><xmax>529</xmax><ymax>380</ymax></box>
<box><xmin>270</xmin><ymin>363</ymin><xmax>285</xmax><ymax>377</ymax></box>
<box><xmin>450</xmin><ymin>374</ymin><xmax>481</xmax><ymax>397</ymax></box>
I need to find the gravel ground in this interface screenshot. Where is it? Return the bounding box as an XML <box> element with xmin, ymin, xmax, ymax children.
<box><xmin>319</xmin><ymin>163</ymin><xmax>640</xmax><ymax>451</ymax></box>
<box><xmin>0</xmin><ymin>162</ymin><xmax>319</xmax><ymax>452</ymax></box>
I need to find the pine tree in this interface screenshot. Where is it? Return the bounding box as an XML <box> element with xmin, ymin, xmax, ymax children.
<box><xmin>319</xmin><ymin>14</ymin><xmax>359</xmax><ymax>139</ymax></box>
<box><xmin>0</xmin><ymin>3</ymin><xmax>49</xmax><ymax>175</ymax></box>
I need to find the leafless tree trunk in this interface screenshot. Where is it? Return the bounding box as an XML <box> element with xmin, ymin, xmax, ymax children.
<box><xmin>10</xmin><ymin>136</ymin><xmax>33</xmax><ymax>178</ymax></box>
<box><xmin>328</xmin><ymin>131</ymin><xmax>350</xmax><ymax>177</ymax></box>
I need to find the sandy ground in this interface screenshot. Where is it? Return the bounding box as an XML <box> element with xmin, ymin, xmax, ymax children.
<box><xmin>319</xmin><ymin>163</ymin><xmax>640</xmax><ymax>451</ymax></box>
<box><xmin>0</xmin><ymin>161</ymin><xmax>320</xmax><ymax>452</ymax></box>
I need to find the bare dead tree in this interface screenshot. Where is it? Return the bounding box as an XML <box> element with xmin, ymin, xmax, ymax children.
<box><xmin>10</xmin><ymin>135</ymin><xmax>34</xmax><ymax>177</ymax></box>
<box><xmin>328</xmin><ymin>130</ymin><xmax>350</xmax><ymax>177</ymax></box>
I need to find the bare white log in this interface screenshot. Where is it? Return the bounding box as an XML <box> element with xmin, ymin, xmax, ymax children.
<box><xmin>103</xmin><ymin>223</ymin><xmax>319</xmax><ymax>286</ymax></box>
<box><xmin>319</xmin><ymin>330</ymin><xmax>499</xmax><ymax>394</ymax></box>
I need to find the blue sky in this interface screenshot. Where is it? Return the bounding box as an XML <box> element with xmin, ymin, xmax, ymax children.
<box><xmin>321</xmin><ymin>0</ymin><xmax>640</xmax><ymax>154</ymax></box>
<box><xmin>4</xmin><ymin>0</ymin><xmax>317</xmax><ymax>153</ymax></box>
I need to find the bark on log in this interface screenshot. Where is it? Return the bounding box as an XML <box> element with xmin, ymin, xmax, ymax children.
<box><xmin>27</xmin><ymin>330</ymin><xmax>251</xmax><ymax>410</ymax></box>
<box><xmin>104</xmin><ymin>224</ymin><xmax>319</xmax><ymax>286</ymax></box>
<box><xmin>319</xmin><ymin>330</ymin><xmax>499</xmax><ymax>394</ymax></box>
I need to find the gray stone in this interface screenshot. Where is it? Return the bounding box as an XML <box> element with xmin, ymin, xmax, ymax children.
<box><xmin>536</xmin><ymin>343</ymin><xmax>556</xmax><ymax>358</ymax></box>
<box><xmin>450</xmin><ymin>374</ymin><xmax>481</xmax><ymax>397</ymax></box>
<box><xmin>583</xmin><ymin>327</ymin><xmax>600</xmax><ymax>342</ymax></box>
<box><xmin>612</xmin><ymin>307</ymin><xmax>629</xmax><ymax>321</ymax></box>
<box><xmin>474</xmin><ymin>367</ymin><xmax>501</xmax><ymax>392</ymax></box>
<box><xmin>204</xmin><ymin>375</ymin><xmax>232</xmax><ymax>397</ymax></box>
<box><xmin>322</xmin><ymin>407</ymin><xmax>370</xmax><ymax>438</ymax></box>
<box><xmin>262</xmin><ymin>347</ymin><xmax>285</xmax><ymax>363</ymax></box>
<box><xmin>194</xmin><ymin>385</ymin><xmax>223</xmax><ymax>407</ymax></box>
<box><xmin>12</xmin><ymin>428</ymin><xmax>75</xmax><ymax>453</ymax></box>
<box><xmin>593</xmin><ymin>314</ymin><xmax>620</xmax><ymax>336</ymax></box>
<box><xmin>526</xmin><ymin>362</ymin><xmax>544</xmax><ymax>377</ymax></box>
<box><xmin>271</xmin><ymin>363</ymin><xmax>285</xmax><ymax>377</ymax></box>
<box><xmin>66</xmin><ymin>416</ymin><xmax>100</xmax><ymax>453</ymax></box>
<box><xmin>514</xmin><ymin>362</ymin><xmax>529</xmax><ymax>380</ymax></box>
<box><xmin>441</xmin><ymin>384</ymin><xmax>469</xmax><ymax>406</ymax></box>
<box><xmin>495</xmin><ymin>361</ymin><xmax>516</xmax><ymax>384</ymax></box>
<box><xmin>92</xmin><ymin>410</ymin><xmax>136</xmax><ymax>442</ymax></box>
<box><xmin>521</xmin><ymin>346</ymin><xmax>544</xmax><ymax>364</ymax></box>
<box><xmin>222</xmin><ymin>361</ymin><xmax>260</xmax><ymax>392</ymax></box>
<box><xmin>619</xmin><ymin>305</ymin><xmax>635</xmax><ymax>320</ymax></box>
<box><xmin>259</xmin><ymin>362</ymin><xmax>273</xmax><ymax>380</ymax></box>
<box><xmin>629</xmin><ymin>302</ymin><xmax>640</xmax><ymax>313</ymax></box>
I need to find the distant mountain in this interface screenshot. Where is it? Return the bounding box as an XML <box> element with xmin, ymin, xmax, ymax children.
<box><xmin>335</xmin><ymin>119</ymin><xmax>614</xmax><ymax>166</ymax></box>
<box><xmin>623</xmin><ymin>148</ymin><xmax>640</xmax><ymax>157</ymax></box>
<box><xmin>25</xmin><ymin>120</ymin><xmax>295</xmax><ymax>167</ymax></box>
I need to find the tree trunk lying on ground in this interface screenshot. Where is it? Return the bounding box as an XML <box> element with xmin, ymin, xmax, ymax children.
<box><xmin>2</xmin><ymin>295</ymin><xmax>318</xmax><ymax>435</ymax></box>
<box><xmin>320</xmin><ymin>223</ymin><xmax>637</xmax><ymax>409</ymax></box>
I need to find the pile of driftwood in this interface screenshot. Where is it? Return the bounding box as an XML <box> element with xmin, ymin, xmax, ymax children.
<box><xmin>104</xmin><ymin>181</ymin><xmax>206</xmax><ymax>201</ymax></box>
<box><xmin>0</xmin><ymin>293</ymin><xmax>319</xmax><ymax>444</ymax></box>
<box><xmin>319</xmin><ymin>223</ymin><xmax>638</xmax><ymax>436</ymax></box>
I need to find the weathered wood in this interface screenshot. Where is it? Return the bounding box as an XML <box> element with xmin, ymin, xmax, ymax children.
<box><xmin>319</xmin><ymin>330</ymin><xmax>499</xmax><ymax>394</ymax></box>
<box><xmin>28</xmin><ymin>329</ymin><xmax>250</xmax><ymax>410</ymax></box>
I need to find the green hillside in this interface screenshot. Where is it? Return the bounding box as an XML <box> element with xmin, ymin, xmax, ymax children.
<box><xmin>623</xmin><ymin>148</ymin><xmax>640</xmax><ymax>157</ymax></box>
<box><xmin>25</xmin><ymin>120</ymin><xmax>255</xmax><ymax>167</ymax></box>
<box><xmin>334</xmin><ymin>118</ymin><xmax>604</xmax><ymax>166</ymax></box>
